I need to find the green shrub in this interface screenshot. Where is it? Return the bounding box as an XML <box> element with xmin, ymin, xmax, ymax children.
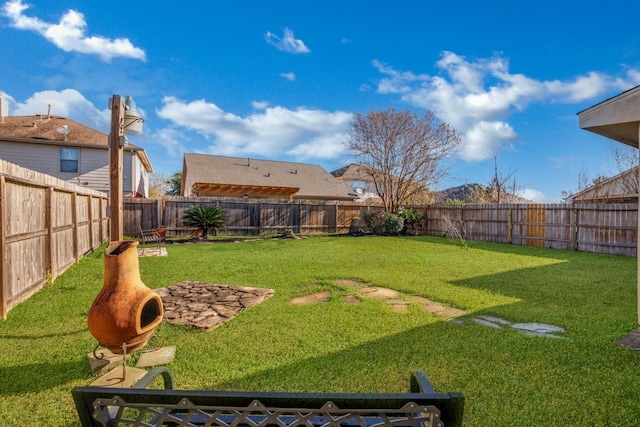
<box><xmin>398</xmin><ymin>208</ymin><xmax>425</xmax><ymax>235</ymax></box>
<box><xmin>362</xmin><ymin>210</ymin><xmax>404</xmax><ymax>235</ymax></box>
<box><xmin>182</xmin><ymin>205</ymin><xmax>226</xmax><ymax>237</ymax></box>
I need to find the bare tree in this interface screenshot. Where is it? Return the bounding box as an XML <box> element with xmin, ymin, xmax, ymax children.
<box><xmin>348</xmin><ymin>108</ymin><xmax>461</xmax><ymax>213</ymax></box>
<box><xmin>471</xmin><ymin>155</ymin><xmax>522</xmax><ymax>203</ymax></box>
<box><xmin>612</xmin><ymin>146</ymin><xmax>639</xmax><ymax>196</ymax></box>
<box><xmin>148</xmin><ymin>173</ymin><xmax>170</xmax><ymax>199</ymax></box>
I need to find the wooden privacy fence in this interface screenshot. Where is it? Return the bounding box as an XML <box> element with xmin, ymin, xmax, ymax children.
<box><xmin>413</xmin><ymin>203</ymin><xmax>638</xmax><ymax>256</ymax></box>
<box><xmin>125</xmin><ymin>197</ymin><xmax>370</xmax><ymax>237</ymax></box>
<box><xmin>0</xmin><ymin>160</ymin><xmax>109</xmax><ymax>318</ymax></box>
<box><xmin>154</xmin><ymin>197</ymin><xmax>367</xmax><ymax>235</ymax></box>
<box><xmin>124</xmin><ymin>197</ymin><xmax>638</xmax><ymax>257</ymax></box>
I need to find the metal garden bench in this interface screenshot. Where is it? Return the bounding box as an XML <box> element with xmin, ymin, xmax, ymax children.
<box><xmin>72</xmin><ymin>367</ymin><xmax>464</xmax><ymax>426</ymax></box>
<box><xmin>139</xmin><ymin>226</ymin><xmax>162</xmax><ymax>254</ymax></box>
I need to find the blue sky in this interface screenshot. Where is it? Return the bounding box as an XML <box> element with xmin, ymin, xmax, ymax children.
<box><xmin>2</xmin><ymin>0</ymin><xmax>640</xmax><ymax>202</ymax></box>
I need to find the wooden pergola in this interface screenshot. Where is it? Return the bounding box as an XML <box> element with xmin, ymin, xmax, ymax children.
<box><xmin>578</xmin><ymin>85</ymin><xmax>640</xmax><ymax>324</ymax></box>
<box><xmin>191</xmin><ymin>183</ymin><xmax>300</xmax><ymax>199</ymax></box>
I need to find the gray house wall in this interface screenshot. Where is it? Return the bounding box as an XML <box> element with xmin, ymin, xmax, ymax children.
<box><xmin>0</xmin><ymin>141</ymin><xmax>148</xmax><ymax>196</ymax></box>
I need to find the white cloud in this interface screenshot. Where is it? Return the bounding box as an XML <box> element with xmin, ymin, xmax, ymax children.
<box><xmin>252</xmin><ymin>101</ymin><xmax>269</xmax><ymax>110</ymax></box>
<box><xmin>520</xmin><ymin>188</ymin><xmax>546</xmax><ymax>203</ymax></box>
<box><xmin>2</xmin><ymin>0</ymin><xmax>146</xmax><ymax>62</ymax></box>
<box><xmin>152</xmin><ymin>128</ymin><xmax>188</xmax><ymax>159</ymax></box>
<box><xmin>373</xmin><ymin>51</ymin><xmax>640</xmax><ymax>161</ymax></box>
<box><xmin>280</xmin><ymin>72</ymin><xmax>296</xmax><ymax>81</ymax></box>
<box><xmin>10</xmin><ymin>88</ymin><xmax>109</xmax><ymax>128</ymax></box>
<box><xmin>156</xmin><ymin>97</ymin><xmax>351</xmax><ymax>160</ymax></box>
<box><xmin>462</xmin><ymin>121</ymin><xmax>517</xmax><ymax>161</ymax></box>
<box><xmin>265</xmin><ymin>28</ymin><xmax>310</xmax><ymax>54</ymax></box>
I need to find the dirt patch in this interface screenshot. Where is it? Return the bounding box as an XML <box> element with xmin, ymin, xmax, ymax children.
<box><xmin>359</xmin><ymin>287</ymin><xmax>402</xmax><ymax>300</ymax></box>
<box><xmin>342</xmin><ymin>295</ymin><xmax>362</xmax><ymax>304</ymax></box>
<box><xmin>290</xmin><ymin>291</ymin><xmax>331</xmax><ymax>305</ymax></box>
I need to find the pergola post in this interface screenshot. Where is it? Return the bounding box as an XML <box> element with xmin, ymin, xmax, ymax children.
<box><xmin>109</xmin><ymin>95</ymin><xmax>125</xmax><ymax>242</ymax></box>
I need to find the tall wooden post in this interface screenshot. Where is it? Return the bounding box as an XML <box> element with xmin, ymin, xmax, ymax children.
<box><xmin>109</xmin><ymin>95</ymin><xmax>125</xmax><ymax>242</ymax></box>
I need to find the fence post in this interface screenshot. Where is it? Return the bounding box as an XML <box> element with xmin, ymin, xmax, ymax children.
<box><xmin>507</xmin><ymin>208</ymin><xmax>513</xmax><ymax>244</ymax></box>
<box><xmin>45</xmin><ymin>187</ymin><xmax>54</xmax><ymax>279</ymax></box>
<box><xmin>571</xmin><ymin>206</ymin><xmax>579</xmax><ymax>251</ymax></box>
<box><xmin>87</xmin><ymin>195</ymin><xmax>94</xmax><ymax>249</ymax></box>
<box><xmin>0</xmin><ymin>175</ymin><xmax>6</xmax><ymax>319</ymax></box>
<box><xmin>70</xmin><ymin>192</ymin><xmax>79</xmax><ymax>262</ymax></box>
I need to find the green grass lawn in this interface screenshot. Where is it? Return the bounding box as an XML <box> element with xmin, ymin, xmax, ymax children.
<box><xmin>1</xmin><ymin>235</ymin><xmax>639</xmax><ymax>426</ymax></box>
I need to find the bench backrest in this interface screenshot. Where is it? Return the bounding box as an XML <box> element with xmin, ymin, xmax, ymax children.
<box><xmin>73</xmin><ymin>388</ymin><xmax>463</xmax><ymax>426</ymax></box>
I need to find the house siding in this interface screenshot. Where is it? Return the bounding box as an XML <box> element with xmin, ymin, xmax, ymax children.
<box><xmin>0</xmin><ymin>141</ymin><xmax>112</xmax><ymax>193</ymax></box>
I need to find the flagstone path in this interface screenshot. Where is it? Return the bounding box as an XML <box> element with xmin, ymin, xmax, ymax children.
<box><xmin>290</xmin><ymin>279</ymin><xmax>567</xmax><ymax>339</ymax></box>
<box><xmin>290</xmin><ymin>279</ymin><xmax>467</xmax><ymax>318</ymax></box>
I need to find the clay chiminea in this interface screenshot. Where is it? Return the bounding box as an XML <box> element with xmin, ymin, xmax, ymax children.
<box><xmin>88</xmin><ymin>240</ymin><xmax>164</xmax><ymax>354</ymax></box>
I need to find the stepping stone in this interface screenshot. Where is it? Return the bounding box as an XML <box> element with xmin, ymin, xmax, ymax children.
<box><xmin>90</xmin><ymin>367</ymin><xmax>148</xmax><ymax>388</ymax></box>
<box><xmin>359</xmin><ymin>287</ymin><xmax>401</xmax><ymax>299</ymax></box>
<box><xmin>476</xmin><ymin>315</ymin><xmax>511</xmax><ymax>325</ymax></box>
<box><xmin>472</xmin><ymin>318</ymin><xmax>504</xmax><ymax>328</ymax></box>
<box><xmin>438</xmin><ymin>307</ymin><xmax>466</xmax><ymax>318</ymax></box>
<box><xmin>342</xmin><ymin>295</ymin><xmax>361</xmax><ymax>304</ymax></box>
<box><xmin>511</xmin><ymin>323</ymin><xmax>566</xmax><ymax>338</ymax></box>
<box><xmin>136</xmin><ymin>346</ymin><xmax>176</xmax><ymax>368</ymax></box>
<box><xmin>138</xmin><ymin>247</ymin><xmax>168</xmax><ymax>257</ymax></box>
<box><xmin>290</xmin><ymin>291</ymin><xmax>331</xmax><ymax>305</ymax></box>
<box><xmin>386</xmin><ymin>299</ymin><xmax>409</xmax><ymax>312</ymax></box>
<box><xmin>511</xmin><ymin>323</ymin><xmax>566</xmax><ymax>334</ymax></box>
<box><xmin>88</xmin><ymin>348</ymin><xmax>131</xmax><ymax>375</ymax></box>
<box><xmin>616</xmin><ymin>327</ymin><xmax>640</xmax><ymax>349</ymax></box>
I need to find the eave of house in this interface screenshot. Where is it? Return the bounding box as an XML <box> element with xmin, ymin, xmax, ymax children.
<box><xmin>578</xmin><ymin>85</ymin><xmax>640</xmax><ymax>147</ymax></box>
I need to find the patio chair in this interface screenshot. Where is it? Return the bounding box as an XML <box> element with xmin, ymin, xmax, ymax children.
<box><xmin>139</xmin><ymin>226</ymin><xmax>161</xmax><ymax>255</ymax></box>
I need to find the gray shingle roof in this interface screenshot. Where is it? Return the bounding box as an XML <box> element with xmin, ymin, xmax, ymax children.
<box><xmin>0</xmin><ymin>115</ymin><xmax>153</xmax><ymax>172</ymax></box>
<box><xmin>183</xmin><ymin>153</ymin><xmax>354</xmax><ymax>200</ymax></box>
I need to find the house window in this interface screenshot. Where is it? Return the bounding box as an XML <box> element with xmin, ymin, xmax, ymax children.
<box><xmin>60</xmin><ymin>148</ymin><xmax>78</xmax><ymax>173</ymax></box>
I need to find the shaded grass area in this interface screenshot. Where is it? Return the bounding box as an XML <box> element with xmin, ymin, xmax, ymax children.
<box><xmin>0</xmin><ymin>235</ymin><xmax>638</xmax><ymax>426</ymax></box>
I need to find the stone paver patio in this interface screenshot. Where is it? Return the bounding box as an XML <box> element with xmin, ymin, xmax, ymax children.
<box><xmin>156</xmin><ymin>281</ymin><xmax>274</xmax><ymax>330</ymax></box>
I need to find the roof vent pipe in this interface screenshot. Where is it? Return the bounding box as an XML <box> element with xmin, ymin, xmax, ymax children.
<box><xmin>47</xmin><ymin>104</ymin><xmax>51</xmax><ymax>119</ymax></box>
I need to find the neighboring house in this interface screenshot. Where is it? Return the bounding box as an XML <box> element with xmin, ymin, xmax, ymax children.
<box><xmin>330</xmin><ymin>163</ymin><xmax>381</xmax><ymax>202</ymax></box>
<box><xmin>181</xmin><ymin>153</ymin><xmax>354</xmax><ymax>201</ymax></box>
<box><xmin>0</xmin><ymin>114</ymin><xmax>153</xmax><ymax>197</ymax></box>
<box><xmin>570</xmin><ymin>168</ymin><xmax>638</xmax><ymax>203</ymax></box>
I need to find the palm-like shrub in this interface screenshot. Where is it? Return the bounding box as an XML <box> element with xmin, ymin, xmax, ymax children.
<box><xmin>182</xmin><ymin>205</ymin><xmax>226</xmax><ymax>237</ymax></box>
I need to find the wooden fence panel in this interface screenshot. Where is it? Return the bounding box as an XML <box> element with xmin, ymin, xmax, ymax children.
<box><xmin>336</xmin><ymin>205</ymin><xmax>366</xmax><ymax>233</ymax></box>
<box><xmin>123</xmin><ymin>198</ymin><xmax>161</xmax><ymax>236</ymax></box>
<box><xmin>526</xmin><ymin>204</ymin><xmax>546</xmax><ymax>247</ymax></box>
<box><xmin>4</xmin><ymin>181</ymin><xmax>48</xmax><ymax>309</ymax></box>
<box><xmin>76</xmin><ymin>194</ymin><xmax>92</xmax><ymax>256</ymax></box>
<box><xmin>51</xmin><ymin>190</ymin><xmax>76</xmax><ymax>274</ymax></box>
<box><xmin>0</xmin><ymin>160</ymin><xmax>109</xmax><ymax>318</ymax></box>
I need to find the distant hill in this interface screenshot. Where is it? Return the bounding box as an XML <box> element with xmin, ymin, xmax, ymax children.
<box><xmin>434</xmin><ymin>183</ymin><xmax>483</xmax><ymax>203</ymax></box>
<box><xmin>434</xmin><ymin>183</ymin><xmax>531</xmax><ymax>204</ymax></box>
